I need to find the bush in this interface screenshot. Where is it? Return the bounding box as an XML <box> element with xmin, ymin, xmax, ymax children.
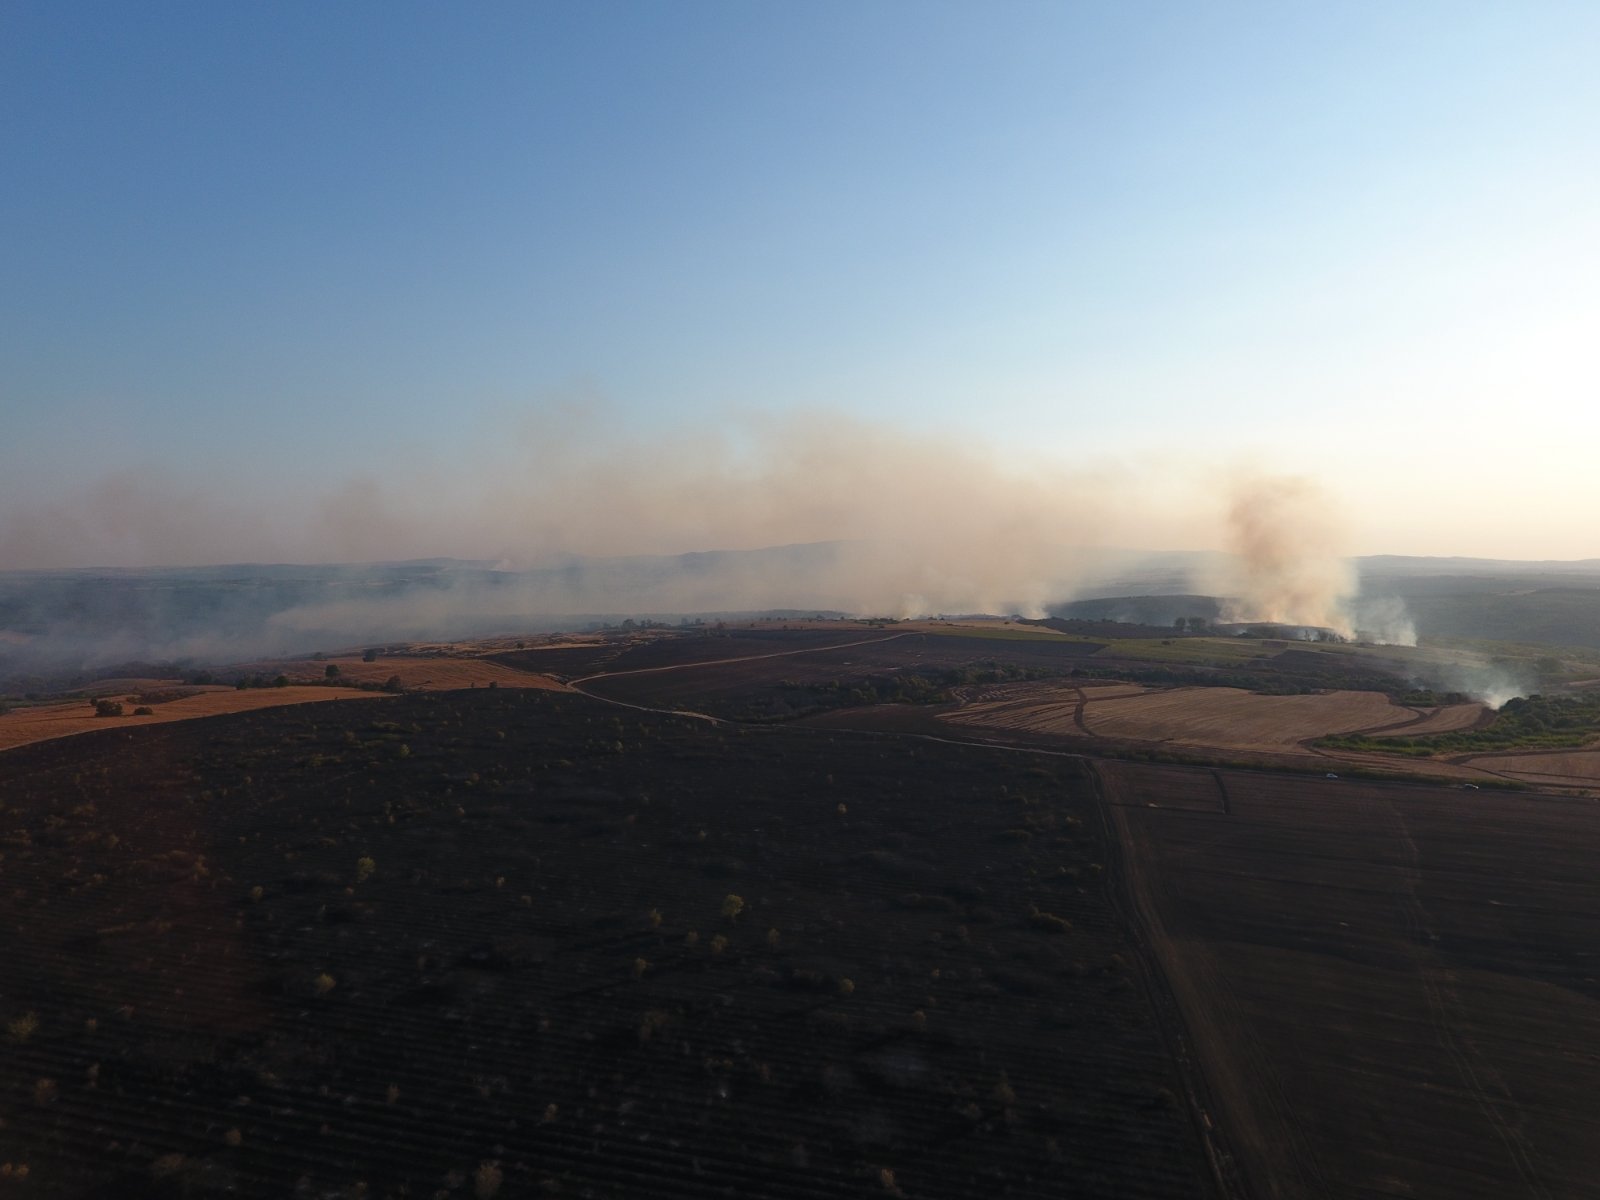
<box><xmin>93</xmin><ymin>699</ymin><xmax>124</xmax><ymax>718</ymax></box>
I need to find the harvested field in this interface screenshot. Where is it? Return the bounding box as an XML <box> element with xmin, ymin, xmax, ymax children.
<box><xmin>1364</xmin><ymin>701</ymin><xmax>1489</xmax><ymax>737</ymax></box>
<box><xmin>1107</xmin><ymin>760</ymin><xmax>1600</xmax><ymax>1199</ymax></box>
<box><xmin>1466</xmin><ymin>748</ymin><xmax>1600</xmax><ymax>786</ymax></box>
<box><xmin>1082</xmin><ymin>686</ymin><xmax>1405</xmax><ymax>752</ymax></box>
<box><xmin>0</xmin><ymin>686</ymin><xmax>387</xmax><ymax>752</ymax></box>
<box><xmin>942</xmin><ymin>681</ymin><xmax>1147</xmax><ymax>738</ymax></box>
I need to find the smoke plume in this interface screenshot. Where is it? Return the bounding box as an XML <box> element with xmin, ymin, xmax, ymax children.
<box><xmin>1199</xmin><ymin>474</ymin><xmax>1357</xmax><ymax>635</ymax></box>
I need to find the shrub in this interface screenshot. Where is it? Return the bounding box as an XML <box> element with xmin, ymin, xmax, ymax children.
<box><xmin>721</xmin><ymin>894</ymin><xmax>745</xmax><ymax>922</ymax></box>
<box><xmin>474</xmin><ymin>1162</ymin><xmax>503</xmax><ymax>1199</ymax></box>
<box><xmin>6</xmin><ymin>1012</ymin><xmax>39</xmax><ymax>1042</ymax></box>
<box><xmin>133</xmin><ymin>706</ymin><xmax>154</xmax><ymax>716</ymax></box>
<box><xmin>313</xmin><ymin>973</ymin><xmax>336</xmax><ymax>996</ymax></box>
<box><xmin>356</xmin><ymin>857</ymin><xmax>376</xmax><ymax>883</ymax></box>
<box><xmin>1028</xmin><ymin>908</ymin><xmax>1072</xmax><ymax>934</ymax></box>
<box><xmin>93</xmin><ymin>699</ymin><xmax>124</xmax><ymax>718</ymax></box>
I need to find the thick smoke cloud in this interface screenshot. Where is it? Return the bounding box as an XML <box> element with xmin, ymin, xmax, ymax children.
<box><xmin>1197</xmin><ymin>474</ymin><xmax>1358</xmax><ymax>634</ymax></box>
<box><xmin>0</xmin><ymin>415</ymin><xmax>1178</xmax><ymax>610</ymax></box>
<box><xmin>0</xmin><ymin>417</ymin><xmax>1424</xmax><ymax>676</ymax></box>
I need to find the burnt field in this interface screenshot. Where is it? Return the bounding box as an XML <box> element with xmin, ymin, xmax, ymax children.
<box><xmin>564</xmin><ymin>629</ymin><xmax>1409</xmax><ymax>726</ymax></box>
<box><xmin>1102</xmin><ymin>760</ymin><xmax>1600</xmax><ymax>1200</ymax></box>
<box><xmin>0</xmin><ymin>690</ymin><xmax>1209</xmax><ymax>1200</ymax></box>
<box><xmin>6</xmin><ymin>632</ymin><xmax>1599</xmax><ymax>1200</ymax></box>
<box><xmin>489</xmin><ymin>628</ymin><xmax>913</xmax><ymax>682</ymax></box>
<box><xmin>570</xmin><ymin>631</ymin><xmax>1108</xmax><ymax>720</ymax></box>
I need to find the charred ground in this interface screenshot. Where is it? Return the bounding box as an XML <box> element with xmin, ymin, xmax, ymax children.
<box><xmin>0</xmin><ymin>689</ymin><xmax>1209</xmax><ymax>1199</ymax></box>
<box><xmin>4</xmin><ymin>620</ymin><xmax>1599</xmax><ymax>1200</ymax></box>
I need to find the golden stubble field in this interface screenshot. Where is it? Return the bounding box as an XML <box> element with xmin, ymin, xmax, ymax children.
<box><xmin>0</xmin><ymin>655</ymin><xmax>569</xmax><ymax>753</ymax></box>
<box><xmin>944</xmin><ymin>682</ymin><xmax>1453</xmax><ymax>755</ymax></box>
<box><xmin>0</xmin><ymin>686</ymin><xmax>388</xmax><ymax>753</ymax></box>
<box><xmin>1463</xmin><ymin>749</ymin><xmax>1600</xmax><ymax>787</ymax></box>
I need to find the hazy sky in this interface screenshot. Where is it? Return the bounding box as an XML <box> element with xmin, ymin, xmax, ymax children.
<box><xmin>4</xmin><ymin>1</ymin><xmax>1597</xmax><ymax>568</ymax></box>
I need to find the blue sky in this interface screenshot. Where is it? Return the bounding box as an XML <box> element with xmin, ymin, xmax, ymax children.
<box><xmin>3</xmin><ymin>2</ymin><xmax>1598</xmax><ymax>566</ymax></box>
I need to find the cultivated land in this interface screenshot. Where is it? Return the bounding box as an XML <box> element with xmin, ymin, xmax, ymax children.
<box><xmin>4</xmin><ymin>618</ymin><xmax>1599</xmax><ymax>1198</ymax></box>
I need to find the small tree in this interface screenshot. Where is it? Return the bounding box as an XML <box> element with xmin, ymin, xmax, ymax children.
<box><xmin>325</xmin><ymin>664</ymin><xmax>340</xmax><ymax>679</ymax></box>
<box><xmin>93</xmin><ymin>699</ymin><xmax>124</xmax><ymax>718</ymax></box>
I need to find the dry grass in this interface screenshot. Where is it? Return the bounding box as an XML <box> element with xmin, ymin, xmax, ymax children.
<box><xmin>1081</xmin><ymin>687</ymin><xmax>1404</xmax><ymax>753</ymax></box>
<box><xmin>0</xmin><ymin>686</ymin><xmax>389</xmax><ymax>753</ymax></box>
